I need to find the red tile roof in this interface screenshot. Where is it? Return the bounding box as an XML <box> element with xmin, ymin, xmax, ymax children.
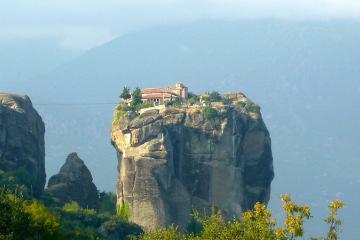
<box><xmin>142</xmin><ymin>93</ymin><xmax>177</xmax><ymax>99</ymax></box>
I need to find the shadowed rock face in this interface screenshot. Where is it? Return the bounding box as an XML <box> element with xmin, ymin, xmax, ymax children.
<box><xmin>111</xmin><ymin>97</ymin><xmax>274</xmax><ymax>230</ymax></box>
<box><xmin>0</xmin><ymin>93</ymin><xmax>45</xmax><ymax>196</ymax></box>
<box><xmin>47</xmin><ymin>152</ymin><xmax>99</xmax><ymax>209</ymax></box>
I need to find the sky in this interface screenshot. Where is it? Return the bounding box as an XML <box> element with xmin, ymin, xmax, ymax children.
<box><xmin>1</xmin><ymin>0</ymin><xmax>360</xmax><ymax>50</ymax></box>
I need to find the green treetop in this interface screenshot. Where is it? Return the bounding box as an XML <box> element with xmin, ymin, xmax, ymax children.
<box><xmin>132</xmin><ymin>87</ymin><xmax>143</xmax><ymax>106</ymax></box>
<box><xmin>120</xmin><ymin>86</ymin><xmax>131</xmax><ymax>100</ymax></box>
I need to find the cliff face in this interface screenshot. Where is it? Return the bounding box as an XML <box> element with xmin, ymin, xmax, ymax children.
<box><xmin>111</xmin><ymin>97</ymin><xmax>274</xmax><ymax>230</ymax></box>
<box><xmin>0</xmin><ymin>93</ymin><xmax>45</xmax><ymax>196</ymax></box>
<box><xmin>47</xmin><ymin>152</ymin><xmax>99</xmax><ymax>209</ymax></box>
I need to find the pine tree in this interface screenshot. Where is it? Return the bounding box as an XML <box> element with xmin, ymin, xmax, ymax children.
<box><xmin>120</xmin><ymin>86</ymin><xmax>131</xmax><ymax>100</ymax></box>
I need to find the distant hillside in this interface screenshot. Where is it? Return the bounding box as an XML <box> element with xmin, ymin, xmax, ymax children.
<box><xmin>7</xmin><ymin>20</ymin><xmax>360</xmax><ymax>239</ymax></box>
<box><xmin>0</xmin><ymin>39</ymin><xmax>80</xmax><ymax>91</ymax></box>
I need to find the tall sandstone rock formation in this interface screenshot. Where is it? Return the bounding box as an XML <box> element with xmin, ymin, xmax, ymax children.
<box><xmin>47</xmin><ymin>152</ymin><xmax>100</xmax><ymax>209</ymax></box>
<box><xmin>111</xmin><ymin>95</ymin><xmax>274</xmax><ymax>230</ymax></box>
<box><xmin>0</xmin><ymin>93</ymin><xmax>45</xmax><ymax>196</ymax></box>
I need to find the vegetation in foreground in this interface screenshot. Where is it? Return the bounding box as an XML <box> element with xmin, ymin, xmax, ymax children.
<box><xmin>136</xmin><ymin>195</ymin><xmax>344</xmax><ymax>240</ymax></box>
<box><xmin>0</xmin><ymin>170</ymin><xmax>345</xmax><ymax>240</ymax></box>
<box><xmin>0</xmin><ymin>187</ymin><xmax>142</xmax><ymax>240</ymax></box>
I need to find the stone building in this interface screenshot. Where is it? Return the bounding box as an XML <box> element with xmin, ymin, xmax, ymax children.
<box><xmin>141</xmin><ymin>82</ymin><xmax>188</xmax><ymax>104</ymax></box>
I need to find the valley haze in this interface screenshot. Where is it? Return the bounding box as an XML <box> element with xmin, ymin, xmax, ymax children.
<box><xmin>1</xmin><ymin>20</ymin><xmax>360</xmax><ymax>239</ymax></box>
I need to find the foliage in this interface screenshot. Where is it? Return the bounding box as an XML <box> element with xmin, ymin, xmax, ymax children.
<box><xmin>101</xmin><ymin>218</ymin><xmax>143</xmax><ymax>240</ymax></box>
<box><xmin>0</xmin><ymin>168</ymin><xmax>38</xmax><ymax>198</ymax></box>
<box><xmin>58</xmin><ymin>204</ymin><xmax>142</xmax><ymax>240</ymax></box>
<box><xmin>0</xmin><ymin>189</ymin><xmax>31</xmax><ymax>239</ymax></box>
<box><xmin>117</xmin><ymin>201</ymin><xmax>131</xmax><ymax>221</ymax></box>
<box><xmin>99</xmin><ymin>191</ymin><xmax>117</xmax><ymax>215</ymax></box>
<box><xmin>136</xmin><ymin>195</ymin><xmax>345</xmax><ymax>240</ymax></box>
<box><xmin>236</xmin><ymin>99</ymin><xmax>261</xmax><ymax>113</ymax></box>
<box><xmin>0</xmin><ymin>189</ymin><xmax>62</xmax><ymax>240</ymax></box>
<box><xmin>24</xmin><ymin>200</ymin><xmax>63</xmax><ymax>239</ymax></box>
<box><xmin>138</xmin><ymin>225</ymin><xmax>181</xmax><ymax>240</ymax></box>
<box><xmin>63</xmin><ymin>201</ymin><xmax>81</xmax><ymax>213</ymax></box>
<box><xmin>120</xmin><ymin>86</ymin><xmax>131</xmax><ymax>100</ymax></box>
<box><xmin>202</xmin><ymin>106</ymin><xmax>224</xmax><ymax>129</ymax></box>
<box><xmin>275</xmin><ymin>194</ymin><xmax>312</xmax><ymax>239</ymax></box>
<box><xmin>132</xmin><ymin>87</ymin><xmax>143</xmax><ymax>106</ymax></box>
<box><xmin>221</xmin><ymin>97</ymin><xmax>233</xmax><ymax>105</ymax></box>
<box><xmin>0</xmin><ymin>188</ymin><xmax>143</xmax><ymax>240</ymax></box>
<box><xmin>165</xmin><ymin>98</ymin><xmax>182</xmax><ymax>107</ymax></box>
<box><xmin>325</xmin><ymin>200</ymin><xmax>345</xmax><ymax>240</ymax></box>
<box><xmin>185</xmin><ymin>213</ymin><xmax>203</xmax><ymax>236</ymax></box>
<box><xmin>113</xmin><ymin>105</ymin><xmax>135</xmax><ymax>125</ymax></box>
<box><xmin>135</xmin><ymin>101</ymin><xmax>154</xmax><ymax>111</ymax></box>
<box><xmin>207</xmin><ymin>91</ymin><xmax>222</xmax><ymax>102</ymax></box>
<box><xmin>187</xmin><ymin>93</ymin><xmax>200</xmax><ymax>105</ymax></box>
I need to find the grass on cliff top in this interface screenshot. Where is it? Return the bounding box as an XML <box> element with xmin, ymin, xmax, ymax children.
<box><xmin>236</xmin><ymin>98</ymin><xmax>261</xmax><ymax>114</ymax></box>
<box><xmin>113</xmin><ymin>101</ymin><xmax>155</xmax><ymax>125</ymax></box>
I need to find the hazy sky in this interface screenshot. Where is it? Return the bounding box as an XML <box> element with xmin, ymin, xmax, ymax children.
<box><xmin>1</xmin><ymin>0</ymin><xmax>360</xmax><ymax>50</ymax></box>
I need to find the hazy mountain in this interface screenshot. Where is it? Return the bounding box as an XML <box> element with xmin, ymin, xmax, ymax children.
<box><xmin>0</xmin><ymin>39</ymin><xmax>81</xmax><ymax>91</ymax></box>
<box><xmin>5</xmin><ymin>20</ymin><xmax>360</xmax><ymax>238</ymax></box>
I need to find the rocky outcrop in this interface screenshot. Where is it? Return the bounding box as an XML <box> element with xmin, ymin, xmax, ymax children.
<box><xmin>111</xmin><ymin>94</ymin><xmax>274</xmax><ymax>230</ymax></box>
<box><xmin>0</xmin><ymin>93</ymin><xmax>45</xmax><ymax>196</ymax></box>
<box><xmin>47</xmin><ymin>152</ymin><xmax>99</xmax><ymax>209</ymax></box>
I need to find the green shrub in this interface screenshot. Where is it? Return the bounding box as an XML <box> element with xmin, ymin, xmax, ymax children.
<box><xmin>236</xmin><ymin>100</ymin><xmax>261</xmax><ymax>113</ymax></box>
<box><xmin>136</xmin><ymin>195</ymin><xmax>345</xmax><ymax>240</ymax></box>
<box><xmin>208</xmin><ymin>91</ymin><xmax>222</xmax><ymax>102</ymax></box>
<box><xmin>0</xmin><ymin>187</ymin><xmax>143</xmax><ymax>239</ymax></box>
<box><xmin>0</xmin><ymin>167</ymin><xmax>39</xmax><ymax>198</ymax></box>
<box><xmin>135</xmin><ymin>101</ymin><xmax>154</xmax><ymax>111</ymax></box>
<box><xmin>187</xmin><ymin>93</ymin><xmax>200</xmax><ymax>105</ymax></box>
<box><xmin>63</xmin><ymin>201</ymin><xmax>81</xmax><ymax>213</ymax></box>
<box><xmin>132</xmin><ymin>87</ymin><xmax>143</xmax><ymax>106</ymax></box>
<box><xmin>221</xmin><ymin>97</ymin><xmax>233</xmax><ymax>105</ymax></box>
<box><xmin>99</xmin><ymin>191</ymin><xmax>116</xmax><ymax>215</ymax></box>
<box><xmin>165</xmin><ymin>99</ymin><xmax>182</xmax><ymax>107</ymax></box>
<box><xmin>120</xmin><ymin>86</ymin><xmax>131</xmax><ymax>100</ymax></box>
<box><xmin>139</xmin><ymin>225</ymin><xmax>181</xmax><ymax>240</ymax></box>
<box><xmin>202</xmin><ymin>106</ymin><xmax>224</xmax><ymax>129</ymax></box>
<box><xmin>117</xmin><ymin>201</ymin><xmax>131</xmax><ymax>221</ymax></box>
<box><xmin>246</xmin><ymin>102</ymin><xmax>261</xmax><ymax>113</ymax></box>
<box><xmin>0</xmin><ymin>189</ymin><xmax>63</xmax><ymax>239</ymax></box>
<box><xmin>113</xmin><ymin>105</ymin><xmax>135</xmax><ymax>125</ymax></box>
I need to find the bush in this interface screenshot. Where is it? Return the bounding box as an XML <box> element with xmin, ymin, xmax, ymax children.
<box><xmin>236</xmin><ymin>100</ymin><xmax>260</xmax><ymax>113</ymax></box>
<box><xmin>63</xmin><ymin>201</ymin><xmax>81</xmax><ymax>213</ymax></box>
<box><xmin>208</xmin><ymin>91</ymin><xmax>222</xmax><ymax>102</ymax></box>
<box><xmin>202</xmin><ymin>106</ymin><xmax>224</xmax><ymax>129</ymax></box>
<box><xmin>99</xmin><ymin>191</ymin><xmax>116</xmax><ymax>215</ymax></box>
<box><xmin>165</xmin><ymin>98</ymin><xmax>182</xmax><ymax>107</ymax></box>
<box><xmin>120</xmin><ymin>86</ymin><xmax>131</xmax><ymax>100</ymax></box>
<box><xmin>221</xmin><ymin>97</ymin><xmax>233</xmax><ymax>105</ymax></box>
<box><xmin>132</xmin><ymin>87</ymin><xmax>143</xmax><ymax>106</ymax></box>
<box><xmin>187</xmin><ymin>93</ymin><xmax>200</xmax><ymax>105</ymax></box>
<box><xmin>117</xmin><ymin>201</ymin><xmax>131</xmax><ymax>221</ymax></box>
<box><xmin>0</xmin><ymin>189</ymin><xmax>31</xmax><ymax>239</ymax></box>
<box><xmin>0</xmin><ymin>187</ymin><xmax>144</xmax><ymax>239</ymax></box>
<box><xmin>0</xmin><ymin>189</ymin><xmax>63</xmax><ymax>239</ymax></box>
<box><xmin>0</xmin><ymin>167</ymin><xmax>39</xmax><ymax>198</ymax></box>
<box><xmin>24</xmin><ymin>200</ymin><xmax>62</xmax><ymax>239</ymax></box>
<box><xmin>135</xmin><ymin>101</ymin><xmax>154</xmax><ymax>111</ymax></box>
<box><xmin>136</xmin><ymin>195</ymin><xmax>345</xmax><ymax>240</ymax></box>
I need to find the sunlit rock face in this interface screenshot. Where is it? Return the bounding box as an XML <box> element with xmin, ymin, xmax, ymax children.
<box><xmin>111</xmin><ymin>95</ymin><xmax>274</xmax><ymax>230</ymax></box>
<box><xmin>0</xmin><ymin>93</ymin><xmax>45</xmax><ymax>196</ymax></box>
